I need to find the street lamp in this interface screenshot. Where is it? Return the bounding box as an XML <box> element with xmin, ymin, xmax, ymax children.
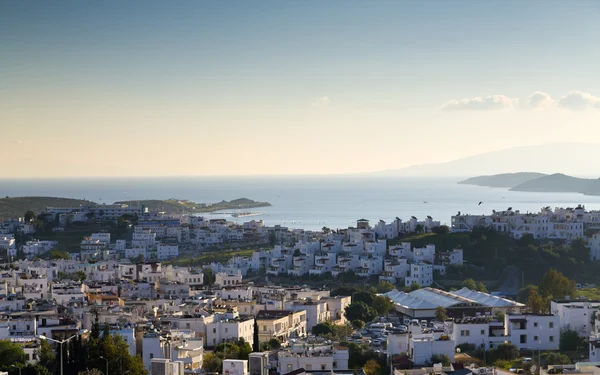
<box><xmin>100</xmin><ymin>356</ymin><xmax>109</xmax><ymax>375</ymax></box>
<box><xmin>38</xmin><ymin>329</ymin><xmax>89</xmax><ymax>375</ymax></box>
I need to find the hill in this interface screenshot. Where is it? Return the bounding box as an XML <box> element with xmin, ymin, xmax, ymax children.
<box><xmin>509</xmin><ymin>173</ymin><xmax>600</xmax><ymax>195</ymax></box>
<box><xmin>0</xmin><ymin>196</ymin><xmax>95</xmax><ymax>220</ymax></box>
<box><xmin>114</xmin><ymin>198</ymin><xmax>271</xmax><ymax>213</ymax></box>
<box><xmin>372</xmin><ymin>142</ymin><xmax>600</xmax><ymax>177</ymax></box>
<box><xmin>459</xmin><ymin>172</ymin><xmax>547</xmax><ymax>188</ymax></box>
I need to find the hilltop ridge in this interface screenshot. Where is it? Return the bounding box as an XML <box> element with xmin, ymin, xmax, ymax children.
<box><xmin>460</xmin><ymin>172</ymin><xmax>600</xmax><ymax>196</ymax></box>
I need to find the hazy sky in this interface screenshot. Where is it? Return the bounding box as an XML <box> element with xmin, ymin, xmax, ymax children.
<box><xmin>2</xmin><ymin>1</ymin><xmax>600</xmax><ymax>177</ymax></box>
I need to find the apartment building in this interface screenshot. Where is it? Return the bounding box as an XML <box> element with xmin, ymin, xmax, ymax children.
<box><xmin>256</xmin><ymin>310</ymin><xmax>307</xmax><ymax>344</ymax></box>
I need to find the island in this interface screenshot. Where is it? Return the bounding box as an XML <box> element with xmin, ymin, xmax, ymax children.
<box><xmin>459</xmin><ymin>172</ymin><xmax>600</xmax><ymax>196</ymax></box>
<box><xmin>458</xmin><ymin>172</ymin><xmax>547</xmax><ymax>188</ymax></box>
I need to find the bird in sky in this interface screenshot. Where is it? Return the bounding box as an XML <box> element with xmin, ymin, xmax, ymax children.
<box><xmin>478</xmin><ymin>201</ymin><xmax>483</xmax><ymax>206</ymax></box>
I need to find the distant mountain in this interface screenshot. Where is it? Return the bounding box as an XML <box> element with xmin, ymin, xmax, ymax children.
<box><xmin>459</xmin><ymin>172</ymin><xmax>547</xmax><ymax>188</ymax></box>
<box><xmin>458</xmin><ymin>172</ymin><xmax>600</xmax><ymax>196</ymax></box>
<box><xmin>374</xmin><ymin>143</ymin><xmax>600</xmax><ymax>177</ymax></box>
<box><xmin>0</xmin><ymin>197</ymin><xmax>94</xmax><ymax>220</ymax></box>
<box><xmin>509</xmin><ymin>173</ymin><xmax>600</xmax><ymax>195</ymax></box>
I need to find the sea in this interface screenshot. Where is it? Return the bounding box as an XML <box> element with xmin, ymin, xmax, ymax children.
<box><xmin>2</xmin><ymin>176</ymin><xmax>600</xmax><ymax>231</ymax></box>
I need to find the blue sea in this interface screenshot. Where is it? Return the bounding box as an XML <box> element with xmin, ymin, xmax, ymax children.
<box><xmin>2</xmin><ymin>176</ymin><xmax>600</xmax><ymax>231</ymax></box>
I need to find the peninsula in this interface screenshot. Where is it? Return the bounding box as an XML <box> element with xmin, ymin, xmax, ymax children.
<box><xmin>459</xmin><ymin>172</ymin><xmax>600</xmax><ymax>196</ymax></box>
<box><xmin>114</xmin><ymin>197</ymin><xmax>271</xmax><ymax>213</ymax></box>
<box><xmin>0</xmin><ymin>197</ymin><xmax>271</xmax><ymax>219</ymax></box>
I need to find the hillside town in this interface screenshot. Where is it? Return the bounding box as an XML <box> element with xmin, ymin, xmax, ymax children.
<box><xmin>1</xmin><ymin>203</ymin><xmax>600</xmax><ymax>375</ymax></box>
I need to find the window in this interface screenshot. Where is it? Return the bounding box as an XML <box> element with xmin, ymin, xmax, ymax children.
<box><xmin>520</xmin><ymin>334</ymin><xmax>527</xmax><ymax>344</ymax></box>
<box><xmin>150</xmin><ymin>353</ymin><xmax>154</xmax><ymax>359</ymax></box>
<box><xmin>225</xmin><ymin>328</ymin><xmax>228</xmax><ymax>333</ymax></box>
<box><xmin>481</xmin><ymin>330</ymin><xmax>485</xmax><ymax>335</ymax></box>
<box><xmin>322</xmin><ymin>365</ymin><xmax>326</xmax><ymax>370</ymax></box>
<box><xmin>534</xmin><ymin>322</ymin><xmax>538</xmax><ymax>327</ymax></box>
<box><xmin>550</xmin><ymin>336</ymin><xmax>554</xmax><ymax>342</ymax></box>
<box><xmin>213</xmin><ymin>328</ymin><xmax>216</xmax><ymax>333</ymax></box>
<box><xmin>549</xmin><ymin>322</ymin><xmax>554</xmax><ymax>328</ymax></box>
<box><xmin>534</xmin><ymin>335</ymin><xmax>538</xmax><ymax>341</ymax></box>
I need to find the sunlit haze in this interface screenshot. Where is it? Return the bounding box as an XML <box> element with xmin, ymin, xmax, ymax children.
<box><xmin>2</xmin><ymin>1</ymin><xmax>600</xmax><ymax>177</ymax></box>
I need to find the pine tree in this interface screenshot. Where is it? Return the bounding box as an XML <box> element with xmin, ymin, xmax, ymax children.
<box><xmin>253</xmin><ymin>318</ymin><xmax>259</xmax><ymax>352</ymax></box>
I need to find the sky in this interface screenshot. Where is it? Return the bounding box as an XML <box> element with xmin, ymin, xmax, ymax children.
<box><xmin>2</xmin><ymin>0</ymin><xmax>600</xmax><ymax>177</ymax></box>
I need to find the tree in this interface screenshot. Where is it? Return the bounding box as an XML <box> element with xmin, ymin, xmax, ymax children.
<box><xmin>430</xmin><ymin>354</ymin><xmax>451</xmax><ymax>366</ymax></box>
<box><xmin>345</xmin><ymin>302</ymin><xmax>377</xmax><ymax>322</ymax></box>
<box><xmin>75</xmin><ymin>270</ymin><xmax>87</xmax><ymax>282</ymax></box>
<box><xmin>203</xmin><ymin>268</ymin><xmax>216</xmax><ymax>285</ymax></box>
<box><xmin>408</xmin><ymin>282</ymin><xmax>421</xmax><ymax>292</ymax></box>
<box><xmin>540</xmin><ymin>269</ymin><xmax>576</xmax><ymax>300</ymax></box>
<box><xmin>435</xmin><ymin>306</ymin><xmax>447</xmax><ymax>322</ymax></box>
<box><xmin>313</xmin><ymin>322</ymin><xmax>334</xmax><ymax>336</ymax></box>
<box><xmin>36</xmin><ymin>339</ymin><xmax>56</xmax><ymax>368</ymax></box>
<box><xmin>332</xmin><ymin>286</ymin><xmax>359</xmax><ymax>297</ymax></box>
<box><xmin>377</xmin><ymin>281</ymin><xmax>395</xmax><ymax>293</ymax></box>
<box><xmin>352</xmin><ymin>319</ymin><xmax>365</xmax><ymax>329</ymax></box>
<box><xmin>79</xmin><ymin>370</ymin><xmax>104</xmax><ymax>375</ymax></box>
<box><xmin>322</xmin><ymin>227</ymin><xmax>331</xmax><ymax>234</ymax></box>
<box><xmin>527</xmin><ymin>287</ymin><xmax>547</xmax><ymax>314</ymax></box>
<box><xmin>24</xmin><ymin>210</ymin><xmax>36</xmax><ymax>223</ymax></box>
<box><xmin>462</xmin><ymin>278</ymin><xmax>477</xmax><ymax>290</ymax></box>
<box><xmin>545</xmin><ymin>352</ymin><xmax>571</xmax><ymax>365</ymax></box>
<box><xmin>476</xmin><ymin>282</ymin><xmax>487</xmax><ymax>293</ymax></box>
<box><xmin>560</xmin><ymin>328</ymin><xmax>583</xmax><ymax>351</ymax></box>
<box><xmin>0</xmin><ymin>339</ymin><xmax>25</xmax><ymax>365</ymax></box>
<box><xmin>253</xmin><ymin>319</ymin><xmax>259</xmax><ymax>352</ymax></box>
<box><xmin>415</xmin><ymin>224</ymin><xmax>424</xmax><ymax>234</ymax></box>
<box><xmin>432</xmin><ymin>225</ymin><xmax>450</xmax><ymax>235</ymax></box>
<box><xmin>495</xmin><ymin>311</ymin><xmax>505</xmax><ymax>322</ymax></box>
<box><xmin>49</xmin><ymin>250</ymin><xmax>71</xmax><ymax>260</ymax></box>
<box><xmin>268</xmin><ymin>338</ymin><xmax>281</xmax><ymax>350</ymax></box>
<box><xmin>493</xmin><ymin>343</ymin><xmax>519</xmax><ymax>361</ymax></box>
<box><xmin>203</xmin><ymin>352</ymin><xmax>222</xmax><ymax>372</ymax></box>
<box><xmin>352</xmin><ymin>291</ymin><xmax>374</xmax><ymax>305</ymax></box>
<box><xmin>372</xmin><ymin>296</ymin><xmax>394</xmax><ymax>316</ymax></box>
<box><xmin>363</xmin><ymin>359</ymin><xmax>381</xmax><ymax>375</ymax></box>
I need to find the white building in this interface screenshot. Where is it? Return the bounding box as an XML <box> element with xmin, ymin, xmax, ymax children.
<box><xmin>551</xmin><ymin>299</ymin><xmax>600</xmax><ymax>337</ymax></box>
<box><xmin>405</xmin><ymin>263</ymin><xmax>433</xmax><ymax>287</ymax></box>
<box><xmin>157</xmin><ymin>244</ymin><xmax>179</xmax><ymax>260</ymax></box>
<box><xmin>223</xmin><ymin>359</ymin><xmax>249</xmax><ymax>375</ymax></box>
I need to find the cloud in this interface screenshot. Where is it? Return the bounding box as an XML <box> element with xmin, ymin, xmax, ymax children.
<box><xmin>558</xmin><ymin>91</ymin><xmax>600</xmax><ymax>110</ymax></box>
<box><xmin>312</xmin><ymin>96</ymin><xmax>331</xmax><ymax>107</ymax></box>
<box><xmin>439</xmin><ymin>95</ymin><xmax>516</xmax><ymax>111</ymax></box>
<box><xmin>440</xmin><ymin>90</ymin><xmax>600</xmax><ymax>111</ymax></box>
<box><xmin>523</xmin><ymin>91</ymin><xmax>555</xmax><ymax>109</ymax></box>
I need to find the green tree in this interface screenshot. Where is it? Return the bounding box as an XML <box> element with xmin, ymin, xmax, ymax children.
<box><xmin>49</xmin><ymin>250</ymin><xmax>71</xmax><ymax>260</ymax></box>
<box><xmin>408</xmin><ymin>282</ymin><xmax>421</xmax><ymax>291</ymax></box>
<box><xmin>351</xmin><ymin>319</ymin><xmax>365</xmax><ymax>329</ymax></box>
<box><xmin>527</xmin><ymin>287</ymin><xmax>547</xmax><ymax>314</ymax></box>
<box><xmin>540</xmin><ymin>269</ymin><xmax>576</xmax><ymax>300</ymax></box>
<box><xmin>377</xmin><ymin>281</ymin><xmax>395</xmax><ymax>293</ymax></box>
<box><xmin>36</xmin><ymin>339</ymin><xmax>56</xmax><ymax>368</ymax></box>
<box><xmin>79</xmin><ymin>370</ymin><xmax>104</xmax><ymax>375</ymax></box>
<box><xmin>476</xmin><ymin>282</ymin><xmax>488</xmax><ymax>292</ymax></box>
<box><xmin>345</xmin><ymin>302</ymin><xmax>377</xmax><ymax>322</ymax></box>
<box><xmin>352</xmin><ymin>291</ymin><xmax>374</xmax><ymax>305</ymax></box>
<box><xmin>312</xmin><ymin>322</ymin><xmax>334</xmax><ymax>336</ymax></box>
<box><xmin>0</xmin><ymin>339</ymin><xmax>25</xmax><ymax>365</ymax></box>
<box><xmin>432</xmin><ymin>225</ymin><xmax>450</xmax><ymax>235</ymax></box>
<box><xmin>462</xmin><ymin>278</ymin><xmax>477</xmax><ymax>290</ymax></box>
<box><xmin>545</xmin><ymin>352</ymin><xmax>571</xmax><ymax>365</ymax></box>
<box><xmin>372</xmin><ymin>295</ymin><xmax>394</xmax><ymax>316</ymax></box>
<box><xmin>332</xmin><ymin>286</ymin><xmax>359</xmax><ymax>297</ymax></box>
<box><xmin>24</xmin><ymin>210</ymin><xmax>36</xmax><ymax>223</ymax></box>
<box><xmin>493</xmin><ymin>343</ymin><xmax>519</xmax><ymax>361</ymax></box>
<box><xmin>203</xmin><ymin>352</ymin><xmax>222</xmax><ymax>373</ymax></box>
<box><xmin>322</xmin><ymin>227</ymin><xmax>331</xmax><ymax>234</ymax></box>
<box><xmin>268</xmin><ymin>338</ymin><xmax>281</xmax><ymax>350</ymax></box>
<box><xmin>430</xmin><ymin>354</ymin><xmax>451</xmax><ymax>366</ymax></box>
<box><xmin>363</xmin><ymin>359</ymin><xmax>381</xmax><ymax>375</ymax></box>
<box><xmin>203</xmin><ymin>268</ymin><xmax>216</xmax><ymax>285</ymax></box>
<box><xmin>435</xmin><ymin>306</ymin><xmax>447</xmax><ymax>322</ymax></box>
<box><xmin>75</xmin><ymin>270</ymin><xmax>87</xmax><ymax>282</ymax></box>
<box><xmin>560</xmin><ymin>328</ymin><xmax>583</xmax><ymax>351</ymax></box>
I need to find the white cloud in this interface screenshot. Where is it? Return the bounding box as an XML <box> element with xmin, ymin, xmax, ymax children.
<box><xmin>522</xmin><ymin>91</ymin><xmax>555</xmax><ymax>109</ymax></box>
<box><xmin>441</xmin><ymin>90</ymin><xmax>600</xmax><ymax>111</ymax></box>
<box><xmin>312</xmin><ymin>96</ymin><xmax>331</xmax><ymax>107</ymax></box>
<box><xmin>439</xmin><ymin>95</ymin><xmax>517</xmax><ymax>111</ymax></box>
<box><xmin>558</xmin><ymin>91</ymin><xmax>600</xmax><ymax>110</ymax></box>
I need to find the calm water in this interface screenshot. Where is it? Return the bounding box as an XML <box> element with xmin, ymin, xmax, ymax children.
<box><xmin>2</xmin><ymin>176</ymin><xmax>600</xmax><ymax>230</ymax></box>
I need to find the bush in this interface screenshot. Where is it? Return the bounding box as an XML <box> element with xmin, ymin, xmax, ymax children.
<box><xmin>493</xmin><ymin>343</ymin><xmax>519</xmax><ymax>361</ymax></box>
<box><xmin>428</xmin><ymin>354</ymin><xmax>451</xmax><ymax>366</ymax></box>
